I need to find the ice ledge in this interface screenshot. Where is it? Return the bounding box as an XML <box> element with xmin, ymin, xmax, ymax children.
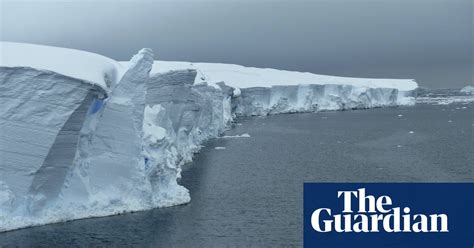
<box><xmin>139</xmin><ymin>61</ymin><xmax>418</xmax><ymax>92</ymax></box>
<box><xmin>1</xmin><ymin>42</ymin><xmax>126</xmax><ymax>91</ymax></box>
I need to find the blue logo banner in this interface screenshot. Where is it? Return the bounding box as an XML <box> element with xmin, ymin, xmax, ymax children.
<box><xmin>304</xmin><ymin>183</ymin><xmax>473</xmax><ymax>248</ymax></box>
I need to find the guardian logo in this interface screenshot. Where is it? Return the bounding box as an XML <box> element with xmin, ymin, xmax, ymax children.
<box><xmin>311</xmin><ymin>188</ymin><xmax>448</xmax><ymax>233</ymax></box>
<box><xmin>303</xmin><ymin>183</ymin><xmax>473</xmax><ymax>248</ymax></box>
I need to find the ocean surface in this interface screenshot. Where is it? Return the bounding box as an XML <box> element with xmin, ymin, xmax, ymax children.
<box><xmin>0</xmin><ymin>102</ymin><xmax>472</xmax><ymax>247</ymax></box>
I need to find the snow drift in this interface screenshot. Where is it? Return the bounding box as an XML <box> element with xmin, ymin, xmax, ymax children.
<box><xmin>0</xmin><ymin>42</ymin><xmax>417</xmax><ymax>231</ymax></box>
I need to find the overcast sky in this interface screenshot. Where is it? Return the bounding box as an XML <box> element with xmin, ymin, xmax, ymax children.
<box><xmin>1</xmin><ymin>0</ymin><xmax>472</xmax><ymax>88</ymax></box>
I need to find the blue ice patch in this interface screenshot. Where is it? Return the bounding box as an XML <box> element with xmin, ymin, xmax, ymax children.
<box><xmin>89</xmin><ymin>99</ymin><xmax>104</xmax><ymax>114</ymax></box>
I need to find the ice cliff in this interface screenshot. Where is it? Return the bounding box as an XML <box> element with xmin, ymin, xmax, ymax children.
<box><xmin>0</xmin><ymin>42</ymin><xmax>417</xmax><ymax>231</ymax></box>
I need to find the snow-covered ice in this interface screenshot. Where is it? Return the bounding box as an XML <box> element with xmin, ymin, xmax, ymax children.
<box><xmin>0</xmin><ymin>42</ymin><xmax>418</xmax><ymax>231</ymax></box>
<box><xmin>1</xmin><ymin>42</ymin><xmax>125</xmax><ymax>90</ymax></box>
<box><xmin>143</xmin><ymin>61</ymin><xmax>418</xmax><ymax>91</ymax></box>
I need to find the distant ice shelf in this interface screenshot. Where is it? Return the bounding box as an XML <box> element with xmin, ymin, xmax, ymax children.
<box><xmin>416</xmin><ymin>87</ymin><xmax>474</xmax><ymax>105</ymax></box>
<box><xmin>0</xmin><ymin>42</ymin><xmax>417</xmax><ymax>232</ymax></box>
<box><xmin>460</xmin><ymin>85</ymin><xmax>474</xmax><ymax>94</ymax></box>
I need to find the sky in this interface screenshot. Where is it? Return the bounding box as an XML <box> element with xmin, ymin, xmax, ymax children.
<box><xmin>0</xmin><ymin>0</ymin><xmax>472</xmax><ymax>88</ymax></box>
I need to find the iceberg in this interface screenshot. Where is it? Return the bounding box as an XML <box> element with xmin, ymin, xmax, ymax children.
<box><xmin>0</xmin><ymin>42</ymin><xmax>417</xmax><ymax>231</ymax></box>
<box><xmin>460</xmin><ymin>85</ymin><xmax>474</xmax><ymax>94</ymax></box>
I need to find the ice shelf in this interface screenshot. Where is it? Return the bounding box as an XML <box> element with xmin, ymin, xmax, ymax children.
<box><xmin>0</xmin><ymin>42</ymin><xmax>417</xmax><ymax>231</ymax></box>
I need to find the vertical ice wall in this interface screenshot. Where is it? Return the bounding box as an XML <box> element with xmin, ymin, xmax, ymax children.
<box><xmin>0</xmin><ymin>48</ymin><xmax>157</xmax><ymax>231</ymax></box>
<box><xmin>233</xmin><ymin>84</ymin><xmax>408</xmax><ymax>116</ymax></box>
<box><xmin>61</xmin><ymin>49</ymin><xmax>155</xmax><ymax>213</ymax></box>
<box><xmin>142</xmin><ymin>69</ymin><xmax>233</xmax><ymax>207</ymax></box>
<box><xmin>0</xmin><ymin>67</ymin><xmax>106</xmax><ymax>217</ymax></box>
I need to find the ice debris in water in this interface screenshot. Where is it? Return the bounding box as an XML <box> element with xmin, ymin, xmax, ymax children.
<box><xmin>221</xmin><ymin>133</ymin><xmax>251</xmax><ymax>138</ymax></box>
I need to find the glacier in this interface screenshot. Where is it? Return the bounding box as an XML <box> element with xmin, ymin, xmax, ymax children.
<box><xmin>0</xmin><ymin>42</ymin><xmax>417</xmax><ymax>231</ymax></box>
